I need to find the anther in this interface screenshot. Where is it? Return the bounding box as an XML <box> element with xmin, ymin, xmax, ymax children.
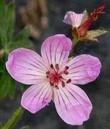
<box><xmin>64</xmin><ymin>71</ymin><xmax>68</xmax><ymax>75</ymax></box>
<box><xmin>63</xmin><ymin>66</ymin><xmax>69</xmax><ymax>74</ymax></box>
<box><xmin>66</xmin><ymin>79</ymin><xmax>71</xmax><ymax>83</ymax></box>
<box><xmin>61</xmin><ymin>81</ymin><xmax>65</xmax><ymax>87</ymax></box>
<box><xmin>55</xmin><ymin>85</ymin><xmax>59</xmax><ymax>89</ymax></box>
<box><xmin>65</xmin><ymin>66</ymin><xmax>69</xmax><ymax>70</ymax></box>
<box><xmin>46</xmin><ymin>71</ymin><xmax>50</xmax><ymax>78</ymax></box>
<box><xmin>55</xmin><ymin>64</ymin><xmax>59</xmax><ymax>70</ymax></box>
<box><xmin>46</xmin><ymin>71</ymin><xmax>50</xmax><ymax>75</ymax></box>
<box><xmin>50</xmin><ymin>82</ymin><xmax>54</xmax><ymax>86</ymax></box>
<box><xmin>50</xmin><ymin>64</ymin><xmax>54</xmax><ymax>69</ymax></box>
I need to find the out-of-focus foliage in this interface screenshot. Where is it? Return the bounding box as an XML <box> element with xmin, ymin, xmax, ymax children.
<box><xmin>0</xmin><ymin>0</ymin><xmax>33</xmax><ymax>52</ymax></box>
<box><xmin>20</xmin><ymin>126</ymin><xmax>29</xmax><ymax>129</ymax></box>
<box><xmin>0</xmin><ymin>54</ymin><xmax>15</xmax><ymax>99</ymax></box>
<box><xmin>0</xmin><ymin>0</ymin><xmax>33</xmax><ymax>100</ymax></box>
<box><xmin>0</xmin><ymin>122</ymin><xmax>2</xmax><ymax>129</ymax></box>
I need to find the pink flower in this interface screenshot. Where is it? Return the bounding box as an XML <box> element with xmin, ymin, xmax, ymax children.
<box><xmin>6</xmin><ymin>34</ymin><xmax>101</xmax><ymax>125</ymax></box>
<box><xmin>63</xmin><ymin>11</ymin><xmax>84</xmax><ymax>28</ymax></box>
<box><xmin>63</xmin><ymin>4</ymin><xmax>106</xmax><ymax>41</ymax></box>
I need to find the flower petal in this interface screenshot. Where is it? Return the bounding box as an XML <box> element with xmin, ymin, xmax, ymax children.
<box><xmin>6</xmin><ymin>48</ymin><xmax>47</xmax><ymax>85</ymax></box>
<box><xmin>66</xmin><ymin>54</ymin><xmax>101</xmax><ymax>85</ymax></box>
<box><xmin>53</xmin><ymin>84</ymin><xmax>92</xmax><ymax>125</ymax></box>
<box><xmin>21</xmin><ymin>81</ymin><xmax>52</xmax><ymax>113</ymax></box>
<box><xmin>41</xmin><ymin>34</ymin><xmax>72</xmax><ymax>68</ymax></box>
<box><xmin>63</xmin><ymin>11</ymin><xmax>84</xmax><ymax>27</ymax></box>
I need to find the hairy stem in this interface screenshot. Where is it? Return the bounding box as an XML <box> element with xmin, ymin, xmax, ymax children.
<box><xmin>2</xmin><ymin>106</ymin><xmax>24</xmax><ymax>129</ymax></box>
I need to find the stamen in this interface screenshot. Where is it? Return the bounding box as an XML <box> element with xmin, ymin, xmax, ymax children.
<box><xmin>61</xmin><ymin>81</ymin><xmax>65</xmax><ymax>87</ymax></box>
<box><xmin>55</xmin><ymin>64</ymin><xmax>59</xmax><ymax>70</ymax></box>
<box><xmin>50</xmin><ymin>64</ymin><xmax>54</xmax><ymax>69</ymax></box>
<box><xmin>64</xmin><ymin>71</ymin><xmax>68</xmax><ymax>75</ymax></box>
<box><xmin>50</xmin><ymin>82</ymin><xmax>54</xmax><ymax>86</ymax></box>
<box><xmin>46</xmin><ymin>71</ymin><xmax>50</xmax><ymax>78</ymax></box>
<box><xmin>66</xmin><ymin>79</ymin><xmax>71</xmax><ymax>83</ymax></box>
<box><xmin>63</xmin><ymin>66</ymin><xmax>69</xmax><ymax>74</ymax></box>
<box><xmin>46</xmin><ymin>65</ymin><xmax>70</xmax><ymax>89</ymax></box>
<box><xmin>55</xmin><ymin>85</ymin><xmax>59</xmax><ymax>89</ymax></box>
<box><xmin>65</xmin><ymin>66</ymin><xmax>69</xmax><ymax>70</ymax></box>
<box><xmin>46</xmin><ymin>71</ymin><xmax>50</xmax><ymax>75</ymax></box>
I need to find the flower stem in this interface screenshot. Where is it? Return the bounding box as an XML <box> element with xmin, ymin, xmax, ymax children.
<box><xmin>73</xmin><ymin>38</ymin><xmax>78</xmax><ymax>46</ymax></box>
<box><xmin>2</xmin><ymin>106</ymin><xmax>25</xmax><ymax>129</ymax></box>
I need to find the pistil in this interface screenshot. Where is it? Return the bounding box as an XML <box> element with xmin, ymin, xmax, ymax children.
<box><xmin>46</xmin><ymin>64</ymin><xmax>71</xmax><ymax>88</ymax></box>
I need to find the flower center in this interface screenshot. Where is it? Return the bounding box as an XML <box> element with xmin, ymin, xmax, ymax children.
<box><xmin>46</xmin><ymin>64</ymin><xmax>71</xmax><ymax>89</ymax></box>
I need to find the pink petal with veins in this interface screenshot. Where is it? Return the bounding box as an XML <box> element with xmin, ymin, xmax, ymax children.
<box><xmin>63</xmin><ymin>11</ymin><xmax>84</xmax><ymax>27</ymax></box>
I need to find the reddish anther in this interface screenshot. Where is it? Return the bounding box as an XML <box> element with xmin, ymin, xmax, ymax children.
<box><xmin>66</xmin><ymin>79</ymin><xmax>71</xmax><ymax>83</ymax></box>
<box><xmin>50</xmin><ymin>64</ymin><xmax>54</xmax><ymax>69</ymax></box>
<box><xmin>55</xmin><ymin>64</ymin><xmax>59</xmax><ymax>70</ymax></box>
<box><xmin>46</xmin><ymin>64</ymin><xmax>70</xmax><ymax>88</ymax></box>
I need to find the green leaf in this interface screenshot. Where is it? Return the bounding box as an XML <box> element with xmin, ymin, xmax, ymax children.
<box><xmin>0</xmin><ymin>55</ymin><xmax>15</xmax><ymax>99</ymax></box>
<box><xmin>0</xmin><ymin>70</ymin><xmax>15</xmax><ymax>99</ymax></box>
<box><xmin>6</xmin><ymin>2</ymin><xmax>15</xmax><ymax>42</ymax></box>
<box><xmin>0</xmin><ymin>0</ymin><xmax>7</xmax><ymax>45</ymax></box>
<box><xmin>0</xmin><ymin>0</ymin><xmax>6</xmax><ymax>18</ymax></box>
<box><xmin>0</xmin><ymin>1</ymin><xmax>33</xmax><ymax>51</ymax></box>
<box><xmin>0</xmin><ymin>1</ymin><xmax>15</xmax><ymax>48</ymax></box>
<box><xmin>14</xmin><ymin>27</ymin><xmax>30</xmax><ymax>43</ymax></box>
<box><xmin>0</xmin><ymin>55</ymin><xmax>7</xmax><ymax>73</ymax></box>
<box><xmin>9</xmin><ymin>27</ymin><xmax>33</xmax><ymax>51</ymax></box>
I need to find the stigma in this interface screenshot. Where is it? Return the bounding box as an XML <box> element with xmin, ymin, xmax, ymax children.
<box><xmin>46</xmin><ymin>64</ymin><xmax>71</xmax><ymax>89</ymax></box>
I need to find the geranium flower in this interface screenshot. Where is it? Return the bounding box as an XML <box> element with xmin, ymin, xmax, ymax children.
<box><xmin>6</xmin><ymin>34</ymin><xmax>101</xmax><ymax>125</ymax></box>
<box><xmin>63</xmin><ymin>4</ymin><xmax>107</xmax><ymax>41</ymax></box>
<box><xmin>63</xmin><ymin>11</ymin><xmax>84</xmax><ymax>28</ymax></box>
